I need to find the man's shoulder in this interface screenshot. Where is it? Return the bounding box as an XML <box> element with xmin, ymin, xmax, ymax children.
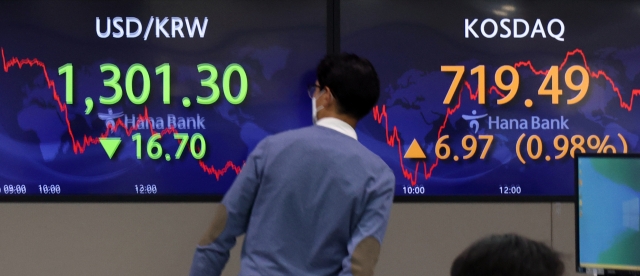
<box><xmin>267</xmin><ymin>125</ymin><xmax>354</xmax><ymax>142</ymax></box>
<box><xmin>254</xmin><ymin>126</ymin><xmax>323</xmax><ymax>152</ymax></box>
<box><xmin>263</xmin><ymin>126</ymin><xmax>391</xmax><ymax>170</ymax></box>
<box><xmin>263</xmin><ymin>126</ymin><xmax>317</xmax><ymax>142</ymax></box>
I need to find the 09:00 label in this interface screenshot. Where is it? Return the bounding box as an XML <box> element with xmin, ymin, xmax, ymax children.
<box><xmin>2</xmin><ymin>185</ymin><xmax>27</xmax><ymax>194</ymax></box>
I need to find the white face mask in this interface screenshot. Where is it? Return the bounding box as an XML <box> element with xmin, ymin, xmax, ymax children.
<box><xmin>312</xmin><ymin>96</ymin><xmax>324</xmax><ymax>124</ymax></box>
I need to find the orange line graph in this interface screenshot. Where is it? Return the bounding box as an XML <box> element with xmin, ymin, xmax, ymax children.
<box><xmin>373</xmin><ymin>48</ymin><xmax>640</xmax><ymax>186</ymax></box>
<box><xmin>1</xmin><ymin>48</ymin><xmax>243</xmax><ymax>180</ymax></box>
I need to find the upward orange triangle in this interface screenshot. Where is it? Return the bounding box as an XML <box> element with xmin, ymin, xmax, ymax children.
<box><xmin>404</xmin><ymin>139</ymin><xmax>426</xmax><ymax>159</ymax></box>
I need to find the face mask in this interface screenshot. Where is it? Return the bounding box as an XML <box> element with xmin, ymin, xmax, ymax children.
<box><xmin>312</xmin><ymin>96</ymin><xmax>324</xmax><ymax>124</ymax></box>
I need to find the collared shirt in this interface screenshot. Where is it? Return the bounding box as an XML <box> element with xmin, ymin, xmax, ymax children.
<box><xmin>316</xmin><ymin>117</ymin><xmax>358</xmax><ymax>140</ymax></box>
<box><xmin>189</xmin><ymin>124</ymin><xmax>395</xmax><ymax>276</ymax></box>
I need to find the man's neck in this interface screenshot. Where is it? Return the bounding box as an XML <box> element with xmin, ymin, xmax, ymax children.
<box><xmin>316</xmin><ymin>117</ymin><xmax>358</xmax><ymax>140</ymax></box>
<box><xmin>318</xmin><ymin>114</ymin><xmax>357</xmax><ymax>129</ymax></box>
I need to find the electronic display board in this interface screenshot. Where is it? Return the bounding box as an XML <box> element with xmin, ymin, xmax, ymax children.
<box><xmin>0</xmin><ymin>0</ymin><xmax>325</xmax><ymax>200</ymax></box>
<box><xmin>342</xmin><ymin>0</ymin><xmax>640</xmax><ymax>199</ymax></box>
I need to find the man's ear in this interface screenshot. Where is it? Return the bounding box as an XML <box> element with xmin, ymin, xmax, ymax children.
<box><xmin>323</xmin><ymin>87</ymin><xmax>335</xmax><ymax>106</ymax></box>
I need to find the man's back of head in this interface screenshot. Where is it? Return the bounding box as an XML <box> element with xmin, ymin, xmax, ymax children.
<box><xmin>451</xmin><ymin>233</ymin><xmax>565</xmax><ymax>276</ymax></box>
<box><xmin>313</xmin><ymin>53</ymin><xmax>380</xmax><ymax>125</ymax></box>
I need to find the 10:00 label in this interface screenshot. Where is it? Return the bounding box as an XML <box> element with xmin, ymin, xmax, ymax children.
<box><xmin>39</xmin><ymin>185</ymin><xmax>61</xmax><ymax>194</ymax></box>
<box><xmin>403</xmin><ymin>186</ymin><xmax>426</xmax><ymax>194</ymax></box>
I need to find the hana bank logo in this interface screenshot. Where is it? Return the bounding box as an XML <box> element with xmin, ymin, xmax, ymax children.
<box><xmin>462</xmin><ymin>110</ymin><xmax>488</xmax><ymax>134</ymax></box>
<box><xmin>98</xmin><ymin>108</ymin><xmax>124</xmax><ymax>132</ymax></box>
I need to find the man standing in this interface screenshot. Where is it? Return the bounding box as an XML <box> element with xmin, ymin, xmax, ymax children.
<box><xmin>190</xmin><ymin>54</ymin><xmax>395</xmax><ymax>276</ymax></box>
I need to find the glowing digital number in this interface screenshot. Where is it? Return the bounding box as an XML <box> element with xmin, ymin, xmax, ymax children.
<box><xmin>100</xmin><ymin>63</ymin><xmax>123</xmax><ymax>105</ymax></box>
<box><xmin>538</xmin><ymin>66</ymin><xmax>562</xmax><ymax>104</ymax></box>
<box><xmin>58</xmin><ymin>63</ymin><xmax>74</xmax><ymax>104</ymax></box>
<box><xmin>495</xmin><ymin>65</ymin><xmax>520</xmax><ymax>105</ymax></box>
<box><xmin>197</xmin><ymin>63</ymin><xmax>221</xmax><ymax>105</ymax></box>
<box><xmin>156</xmin><ymin>63</ymin><xmax>171</xmax><ymax>104</ymax></box>
<box><xmin>125</xmin><ymin>63</ymin><xmax>150</xmax><ymax>105</ymax></box>
<box><xmin>441</xmin><ymin>66</ymin><xmax>465</xmax><ymax>104</ymax></box>
<box><xmin>565</xmin><ymin>65</ymin><xmax>589</xmax><ymax>105</ymax></box>
<box><xmin>222</xmin><ymin>63</ymin><xmax>248</xmax><ymax>105</ymax></box>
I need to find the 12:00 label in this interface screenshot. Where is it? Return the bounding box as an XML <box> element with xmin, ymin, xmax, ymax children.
<box><xmin>135</xmin><ymin>184</ymin><xmax>157</xmax><ymax>194</ymax></box>
<box><xmin>499</xmin><ymin>185</ymin><xmax>522</xmax><ymax>195</ymax></box>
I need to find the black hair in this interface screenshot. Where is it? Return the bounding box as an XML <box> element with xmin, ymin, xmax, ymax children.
<box><xmin>451</xmin><ymin>234</ymin><xmax>565</xmax><ymax>276</ymax></box>
<box><xmin>316</xmin><ymin>53</ymin><xmax>380</xmax><ymax>120</ymax></box>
